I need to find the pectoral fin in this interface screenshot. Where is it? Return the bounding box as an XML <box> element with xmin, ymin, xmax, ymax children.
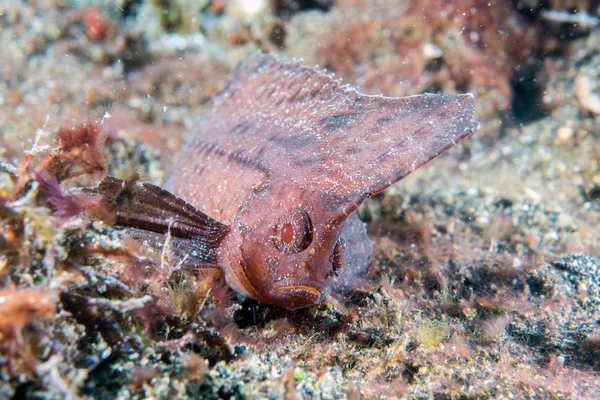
<box><xmin>82</xmin><ymin>176</ymin><xmax>229</xmax><ymax>267</ymax></box>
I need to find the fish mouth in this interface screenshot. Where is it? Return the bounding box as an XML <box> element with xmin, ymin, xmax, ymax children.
<box><xmin>275</xmin><ymin>279</ymin><xmax>324</xmax><ymax>309</ymax></box>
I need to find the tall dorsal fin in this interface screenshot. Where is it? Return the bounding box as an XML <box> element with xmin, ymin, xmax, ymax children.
<box><xmin>178</xmin><ymin>52</ymin><xmax>478</xmax><ymax>220</ymax></box>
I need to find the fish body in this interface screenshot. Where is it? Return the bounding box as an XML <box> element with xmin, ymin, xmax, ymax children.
<box><xmin>165</xmin><ymin>53</ymin><xmax>477</xmax><ymax>309</ymax></box>
<box><xmin>97</xmin><ymin>53</ymin><xmax>478</xmax><ymax>310</ymax></box>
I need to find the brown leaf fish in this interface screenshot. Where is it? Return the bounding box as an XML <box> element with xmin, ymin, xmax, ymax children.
<box><xmin>93</xmin><ymin>53</ymin><xmax>478</xmax><ymax>310</ymax></box>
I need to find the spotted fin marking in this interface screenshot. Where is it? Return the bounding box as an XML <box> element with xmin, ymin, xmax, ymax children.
<box><xmin>180</xmin><ymin>52</ymin><xmax>478</xmax><ymax>222</ymax></box>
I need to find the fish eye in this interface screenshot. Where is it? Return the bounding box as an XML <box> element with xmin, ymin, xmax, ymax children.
<box><xmin>273</xmin><ymin>207</ymin><xmax>313</xmax><ymax>253</ymax></box>
<box><xmin>330</xmin><ymin>238</ymin><xmax>345</xmax><ymax>273</ymax></box>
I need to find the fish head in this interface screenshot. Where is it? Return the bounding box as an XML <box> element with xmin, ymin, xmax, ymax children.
<box><xmin>222</xmin><ymin>184</ymin><xmax>349</xmax><ymax>310</ymax></box>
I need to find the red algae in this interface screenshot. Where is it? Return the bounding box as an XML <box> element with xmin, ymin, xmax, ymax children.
<box><xmin>0</xmin><ymin>287</ymin><xmax>55</xmax><ymax>334</ymax></box>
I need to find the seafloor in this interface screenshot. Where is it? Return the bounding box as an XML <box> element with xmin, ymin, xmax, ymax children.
<box><xmin>1</xmin><ymin>0</ymin><xmax>599</xmax><ymax>399</ymax></box>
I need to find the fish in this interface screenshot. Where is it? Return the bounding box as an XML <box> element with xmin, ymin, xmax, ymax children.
<box><xmin>91</xmin><ymin>52</ymin><xmax>478</xmax><ymax>310</ymax></box>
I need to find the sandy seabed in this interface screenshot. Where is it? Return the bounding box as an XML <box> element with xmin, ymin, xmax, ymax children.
<box><xmin>1</xmin><ymin>1</ymin><xmax>599</xmax><ymax>398</ymax></box>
